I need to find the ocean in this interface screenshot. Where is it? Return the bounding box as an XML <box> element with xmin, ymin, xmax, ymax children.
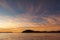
<box><xmin>0</xmin><ymin>33</ymin><xmax>60</xmax><ymax>40</ymax></box>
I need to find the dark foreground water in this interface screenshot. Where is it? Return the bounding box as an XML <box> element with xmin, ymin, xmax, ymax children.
<box><xmin>0</xmin><ymin>33</ymin><xmax>60</xmax><ymax>40</ymax></box>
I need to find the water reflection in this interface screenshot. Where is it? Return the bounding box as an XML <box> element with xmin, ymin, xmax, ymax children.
<box><xmin>0</xmin><ymin>33</ymin><xmax>60</xmax><ymax>40</ymax></box>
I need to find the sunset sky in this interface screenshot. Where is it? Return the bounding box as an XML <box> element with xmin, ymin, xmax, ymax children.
<box><xmin>0</xmin><ymin>0</ymin><xmax>60</xmax><ymax>32</ymax></box>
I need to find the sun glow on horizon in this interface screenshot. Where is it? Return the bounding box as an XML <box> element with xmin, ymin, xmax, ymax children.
<box><xmin>0</xmin><ymin>20</ymin><xmax>18</xmax><ymax>28</ymax></box>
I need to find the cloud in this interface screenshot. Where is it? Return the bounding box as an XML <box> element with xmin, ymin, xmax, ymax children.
<box><xmin>0</xmin><ymin>0</ymin><xmax>60</xmax><ymax>30</ymax></box>
<box><xmin>13</xmin><ymin>13</ymin><xmax>60</xmax><ymax>27</ymax></box>
<box><xmin>0</xmin><ymin>0</ymin><xmax>15</xmax><ymax>14</ymax></box>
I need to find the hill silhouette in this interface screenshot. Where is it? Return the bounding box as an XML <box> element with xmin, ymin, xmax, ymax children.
<box><xmin>22</xmin><ymin>30</ymin><xmax>40</xmax><ymax>33</ymax></box>
<box><xmin>22</xmin><ymin>30</ymin><xmax>60</xmax><ymax>33</ymax></box>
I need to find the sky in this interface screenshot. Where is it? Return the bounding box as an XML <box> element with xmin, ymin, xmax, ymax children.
<box><xmin>0</xmin><ymin>0</ymin><xmax>60</xmax><ymax>31</ymax></box>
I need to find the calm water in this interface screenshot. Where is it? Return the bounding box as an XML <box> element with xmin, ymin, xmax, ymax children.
<box><xmin>0</xmin><ymin>33</ymin><xmax>60</xmax><ymax>40</ymax></box>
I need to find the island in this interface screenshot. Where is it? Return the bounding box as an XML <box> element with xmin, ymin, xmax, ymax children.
<box><xmin>22</xmin><ymin>30</ymin><xmax>60</xmax><ymax>33</ymax></box>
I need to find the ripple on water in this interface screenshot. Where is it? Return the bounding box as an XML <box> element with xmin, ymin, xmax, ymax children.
<box><xmin>0</xmin><ymin>33</ymin><xmax>60</xmax><ymax>40</ymax></box>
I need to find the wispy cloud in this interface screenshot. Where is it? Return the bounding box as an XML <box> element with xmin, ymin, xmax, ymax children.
<box><xmin>0</xmin><ymin>0</ymin><xmax>60</xmax><ymax>31</ymax></box>
<box><xmin>0</xmin><ymin>0</ymin><xmax>15</xmax><ymax>14</ymax></box>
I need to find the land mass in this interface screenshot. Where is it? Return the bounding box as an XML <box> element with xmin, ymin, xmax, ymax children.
<box><xmin>22</xmin><ymin>30</ymin><xmax>60</xmax><ymax>33</ymax></box>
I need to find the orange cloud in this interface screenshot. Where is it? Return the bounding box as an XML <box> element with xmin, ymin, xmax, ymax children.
<box><xmin>0</xmin><ymin>15</ymin><xmax>60</xmax><ymax>32</ymax></box>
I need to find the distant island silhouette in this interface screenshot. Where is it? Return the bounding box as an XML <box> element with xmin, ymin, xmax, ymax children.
<box><xmin>22</xmin><ymin>30</ymin><xmax>60</xmax><ymax>33</ymax></box>
<box><xmin>0</xmin><ymin>30</ymin><xmax>60</xmax><ymax>33</ymax></box>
